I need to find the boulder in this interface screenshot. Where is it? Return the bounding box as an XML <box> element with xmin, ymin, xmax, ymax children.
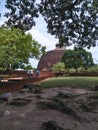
<box><xmin>37</xmin><ymin>99</ymin><xmax>82</xmax><ymax>122</ymax></box>
<box><xmin>58</xmin><ymin>90</ymin><xmax>74</xmax><ymax>98</ymax></box>
<box><xmin>10</xmin><ymin>97</ymin><xmax>32</xmax><ymax>106</ymax></box>
<box><xmin>3</xmin><ymin>110</ymin><xmax>10</xmax><ymax>117</ymax></box>
<box><xmin>0</xmin><ymin>93</ymin><xmax>13</xmax><ymax>102</ymax></box>
<box><xmin>41</xmin><ymin>120</ymin><xmax>65</xmax><ymax>130</ymax></box>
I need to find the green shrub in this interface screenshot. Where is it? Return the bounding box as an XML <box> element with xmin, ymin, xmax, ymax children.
<box><xmin>87</xmin><ymin>65</ymin><xmax>98</xmax><ymax>72</ymax></box>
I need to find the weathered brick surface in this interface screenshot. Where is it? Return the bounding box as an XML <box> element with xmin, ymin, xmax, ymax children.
<box><xmin>37</xmin><ymin>50</ymin><xmax>65</xmax><ymax>70</ymax></box>
<box><xmin>0</xmin><ymin>71</ymin><xmax>55</xmax><ymax>94</ymax></box>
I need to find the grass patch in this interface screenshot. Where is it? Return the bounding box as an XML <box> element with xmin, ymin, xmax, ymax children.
<box><xmin>40</xmin><ymin>76</ymin><xmax>98</xmax><ymax>89</ymax></box>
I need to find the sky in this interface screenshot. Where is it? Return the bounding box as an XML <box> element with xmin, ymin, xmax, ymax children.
<box><xmin>0</xmin><ymin>0</ymin><xmax>98</xmax><ymax>68</ymax></box>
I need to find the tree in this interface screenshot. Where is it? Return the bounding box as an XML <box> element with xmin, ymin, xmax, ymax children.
<box><xmin>52</xmin><ymin>62</ymin><xmax>65</xmax><ymax>72</ymax></box>
<box><xmin>5</xmin><ymin>0</ymin><xmax>39</xmax><ymax>32</ymax></box>
<box><xmin>39</xmin><ymin>0</ymin><xmax>98</xmax><ymax>48</ymax></box>
<box><xmin>0</xmin><ymin>25</ymin><xmax>45</xmax><ymax>70</ymax></box>
<box><xmin>62</xmin><ymin>48</ymin><xmax>94</xmax><ymax>73</ymax></box>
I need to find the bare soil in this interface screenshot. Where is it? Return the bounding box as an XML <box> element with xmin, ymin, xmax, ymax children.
<box><xmin>0</xmin><ymin>85</ymin><xmax>98</xmax><ymax>130</ymax></box>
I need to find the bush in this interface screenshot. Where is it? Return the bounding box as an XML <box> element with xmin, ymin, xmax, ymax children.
<box><xmin>87</xmin><ymin>65</ymin><xmax>98</xmax><ymax>73</ymax></box>
<box><xmin>52</xmin><ymin>62</ymin><xmax>65</xmax><ymax>72</ymax></box>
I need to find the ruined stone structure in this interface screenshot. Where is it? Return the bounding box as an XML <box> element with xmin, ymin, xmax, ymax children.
<box><xmin>37</xmin><ymin>46</ymin><xmax>65</xmax><ymax>70</ymax></box>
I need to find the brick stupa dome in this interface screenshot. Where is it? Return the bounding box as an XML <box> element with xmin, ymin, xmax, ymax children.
<box><xmin>37</xmin><ymin>46</ymin><xmax>65</xmax><ymax>70</ymax></box>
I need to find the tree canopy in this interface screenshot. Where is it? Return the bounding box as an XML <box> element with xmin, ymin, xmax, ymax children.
<box><xmin>1</xmin><ymin>0</ymin><xmax>98</xmax><ymax>48</ymax></box>
<box><xmin>62</xmin><ymin>48</ymin><xmax>94</xmax><ymax>73</ymax></box>
<box><xmin>0</xmin><ymin>25</ymin><xmax>45</xmax><ymax>70</ymax></box>
<box><xmin>5</xmin><ymin>0</ymin><xmax>39</xmax><ymax>32</ymax></box>
<box><xmin>39</xmin><ymin>0</ymin><xmax>98</xmax><ymax>48</ymax></box>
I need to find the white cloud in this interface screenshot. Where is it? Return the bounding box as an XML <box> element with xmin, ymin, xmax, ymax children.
<box><xmin>28</xmin><ymin>26</ymin><xmax>58</xmax><ymax>68</ymax></box>
<box><xmin>28</xmin><ymin>15</ymin><xmax>58</xmax><ymax>51</ymax></box>
<box><xmin>0</xmin><ymin>19</ymin><xmax>5</xmax><ymax>25</ymax></box>
<box><xmin>29</xmin><ymin>28</ymin><xmax>58</xmax><ymax>51</ymax></box>
<box><xmin>90</xmin><ymin>47</ymin><xmax>98</xmax><ymax>64</ymax></box>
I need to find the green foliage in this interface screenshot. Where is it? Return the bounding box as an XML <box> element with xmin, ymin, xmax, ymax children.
<box><xmin>22</xmin><ymin>64</ymin><xmax>33</xmax><ymax>70</ymax></box>
<box><xmin>2</xmin><ymin>0</ymin><xmax>98</xmax><ymax>49</ymax></box>
<box><xmin>62</xmin><ymin>48</ymin><xmax>94</xmax><ymax>73</ymax></box>
<box><xmin>5</xmin><ymin>0</ymin><xmax>39</xmax><ymax>32</ymax></box>
<box><xmin>52</xmin><ymin>62</ymin><xmax>65</xmax><ymax>72</ymax></box>
<box><xmin>87</xmin><ymin>65</ymin><xmax>98</xmax><ymax>73</ymax></box>
<box><xmin>0</xmin><ymin>25</ymin><xmax>45</xmax><ymax>70</ymax></box>
<box><xmin>39</xmin><ymin>0</ymin><xmax>98</xmax><ymax>48</ymax></box>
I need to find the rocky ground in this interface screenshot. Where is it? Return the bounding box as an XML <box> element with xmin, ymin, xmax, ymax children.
<box><xmin>0</xmin><ymin>84</ymin><xmax>98</xmax><ymax>130</ymax></box>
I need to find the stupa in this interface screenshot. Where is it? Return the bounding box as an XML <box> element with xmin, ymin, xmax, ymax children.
<box><xmin>37</xmin><ymin>46</ymin><xmax>66</xmax><ymax>70</ymax></box>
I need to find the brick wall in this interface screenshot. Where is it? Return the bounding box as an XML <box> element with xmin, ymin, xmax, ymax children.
<box><xmin>0</xmin><ymin>71</ymin><xmax>55</xmax><ymax>94</ymax></box>
<box><xmin>0</xmin><ymin>77</ymin><xmax>47</xmax><ymax>94</ymax></box>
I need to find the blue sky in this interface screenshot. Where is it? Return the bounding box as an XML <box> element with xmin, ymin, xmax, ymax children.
<box><xmin>0</xmin><ymin>0</ymin><xmax>98</xmax><ymax>67</ymax></box>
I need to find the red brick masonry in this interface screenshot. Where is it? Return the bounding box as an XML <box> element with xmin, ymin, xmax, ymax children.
<box><xmin>0</xmin><ymin>71</ymin><xmax>55</xmax><ymax>94</ymax></box>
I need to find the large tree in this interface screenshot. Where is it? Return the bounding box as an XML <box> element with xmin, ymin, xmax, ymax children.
<box><xmin>62</xmin><ymin>48</ymin><xmax>94</xmax><ymax>73</ymax></box>
<box><xmin>0</xmin><ymin>25</ymin><xmax>45</xmax><ymax>70</ymax></box>
<box><xmin>39</xmin><ymin>0</ymin><xmax>98</xmax><ymax>48</ymax></box>
<box><xmin>5</xmin><ymin>0</ymin><xmax>39</xmax><ymax>32</ymax></box>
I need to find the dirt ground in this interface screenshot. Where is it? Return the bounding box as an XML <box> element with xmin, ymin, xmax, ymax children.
<box><xmin>0</xmin><ymin>84</ymin><xmax>98</xmax><ymax>130</ymax></box>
